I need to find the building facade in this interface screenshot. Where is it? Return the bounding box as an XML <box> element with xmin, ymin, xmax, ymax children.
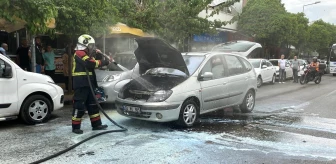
<box><xmin>190</xmin><ymin>0</ymin><xmax>253</xmax><ymax>51</ymax></box>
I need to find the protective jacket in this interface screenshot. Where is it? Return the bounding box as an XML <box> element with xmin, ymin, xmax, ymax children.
<box><xmin>72</xmin><ymin>50</ymin><xmax>106</xmax><ymax>89</ymax></box>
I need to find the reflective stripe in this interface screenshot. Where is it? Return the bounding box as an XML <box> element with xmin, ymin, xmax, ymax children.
<box><xmin>72</xmin><ymin>55</ymin><xmax>76</xmax><ymax>75</ymax></box>
<box><xmin>95</xmin><ymin>61</ymin><xmax>99</xmax><ymax>68</ymax></box>
<box><xmin>82</xmin><ymin>56</ymin><xmax>89</xmax><ymax>61</ymax></box>
<box><xmin>90</xmin><ymin>114</ymin><xmax>100</xmax><ymax>118</ymax></box>
<box><xmin>72</xmin><ymin>117</ymin><xmax>82</xmax><ymax>121</ymax></box>
<box><xmin>73</xmin><ymin>72</ymin><xmax>92</xmax><ymax>76</ymax></box>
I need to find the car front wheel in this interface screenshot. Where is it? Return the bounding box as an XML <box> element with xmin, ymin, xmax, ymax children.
<box><xmin>20</xmin><ymin>95</ymin><xmax>52</xmax><ymax>125</ymax></box>
<box><xmin>270</xmin><ymin>74</ymin><xmax>276</xmax><ymax>84</ymax></box>
<box><xmin>177</xmin><ymin>99</ymin><xmax>199</xmax><ymax>127</ymax></box>
<box><xmin>257</xmin><ymin>76</ymin><xmax>262</xmax><ymax>88</ymax></box>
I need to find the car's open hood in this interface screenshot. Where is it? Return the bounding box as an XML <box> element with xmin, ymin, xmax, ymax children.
<box><xmin>134</xmin><ymin>37</ymin><xmax>189</xmax><ymax>76</ymax></box>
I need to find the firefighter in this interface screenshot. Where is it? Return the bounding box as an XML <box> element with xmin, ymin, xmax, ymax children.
<box><xmin>71</xmin><ymin>34</ymin><xmax>111</xmax><ymax>134</ymax></box>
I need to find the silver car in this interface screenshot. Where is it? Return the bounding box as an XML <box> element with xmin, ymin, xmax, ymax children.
<box><xmin>115</xmin><ymin>38</ymin><xmax>257</xmax><ymax>127</ymax></box>
<box><xmin>96</xmin><ymin>52</ymin><xmax>139</xmax><ymax>103</ymax></box>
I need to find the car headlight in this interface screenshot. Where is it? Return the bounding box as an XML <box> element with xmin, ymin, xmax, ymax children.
<box><xmin>147</xmin><ymin>90</ymin><xmax>173</xmax><ymax>102</ymax></box>
<box><xmin>104</xmin><ymin>74</ymin><xmax>121</xmax><ymax>82</ymax></box>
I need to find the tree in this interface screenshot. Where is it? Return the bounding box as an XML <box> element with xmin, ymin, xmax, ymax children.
<box><xmin>237</xmin><ymin>0</ymin><xmax>287</xmax><ymax>47</ymax></box>
<box><xmin>112</xmin><ymin>0</ymin><xmax>241</xmax><ymax>49</ymax></box>
<box><xmin>0</xmin><ymin>0</ymin><xmax>58</xmax><ymax>35</ymax></box>
<box><xmin>53</xmin><ymin>0</ymin><xmax>119</xmax><ymax>37</ymax></box>
<box><xmin>307</xmin><ymin>20</ymin><xmax>334</xmax><ymax>51</ymax></box>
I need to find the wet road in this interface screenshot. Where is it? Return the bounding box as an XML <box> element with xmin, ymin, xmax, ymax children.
<box><xmin>1</xmin><ymin>75</ymin><xmax>336</xmax><ymax>164</ymax></box>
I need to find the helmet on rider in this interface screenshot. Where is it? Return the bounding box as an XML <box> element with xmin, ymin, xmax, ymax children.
<box><xmin>313</xmin><ymin>57</ymin><xmax>317</xmax><ymax>62</ymax></box>
<box><xmin>75</xmin><ymin>34</ymin><xmax>96</xmax><ymax>56</ymax></box>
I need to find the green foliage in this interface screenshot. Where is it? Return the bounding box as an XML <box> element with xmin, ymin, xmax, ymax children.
<box><xmin>113</xmin><ymin>0</ymin><xmax>240</xmax><ymax>45</ymax></box>
<box><xmin>307</xmin><ymin>20</ymin><xmax>336</xmax><ymax>51</ymax></box>
<box><xmin>238</xmin><ymin>0</ymin><xmax>287</xmax><ymax>44</ymax></box>
<box><xmin>54</xmin><ymin>0</ymin><xmax>118</xmax><ymax>37</ymax></box>
<box><xmin>0</xmin><ymin>0</ymin><xmax>58</xmax><ymax>35</ymax></box>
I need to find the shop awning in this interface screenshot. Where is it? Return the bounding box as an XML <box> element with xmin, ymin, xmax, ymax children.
<box><xmin>0</xmin><ymin>17</ymin><xmax>55</xmax><ymax>33</ymax></box>
<box><xmin>106</xmin><ymin>23</ymin><xmax>145</xmax><ymax>38</ymax></box>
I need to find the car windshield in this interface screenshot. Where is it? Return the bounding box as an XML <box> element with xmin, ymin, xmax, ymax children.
<box><xmin>211</xmin><ymin>41</ymin><xmax>255</xmax><ymax>52</ymax></box>
<box><xmin>249</xmin><ymin>60</ymin><xmax>260</xmax><ymax>68</ymax></box>
<box><xmin>270</xmin><ymin>60</ymin><xmax>278</xmax><ymax>66</ymax></box>
<box><xmin>145</xmin><ymin>55</ymin><xmax>205</xmax><ymax>76</ymax></box>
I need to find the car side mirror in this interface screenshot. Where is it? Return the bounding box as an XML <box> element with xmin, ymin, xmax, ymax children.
<box><xmin>2</xmin><ymin>65</ymin><xmax>12</xmax><ymax>78</ymax></box>
<box><xmin>262</xmin><ymin>65</ymin><xmax>267</xmax><ymax>69</ymax></box>
<box><xmin>198</xmin><ymin>72</ymin><xmax>213</xmax><ymax>81</ymax></box>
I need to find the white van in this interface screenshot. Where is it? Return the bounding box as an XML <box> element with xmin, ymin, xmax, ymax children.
<box><xmin>211</xmin><ymin>40</ymin><xmax>263</xmax><ymax>58</ymax></box>
<box><xmin>0</xmin><ymin>55</ymin><xmax>64</xmax><ymax>124</ymax></box>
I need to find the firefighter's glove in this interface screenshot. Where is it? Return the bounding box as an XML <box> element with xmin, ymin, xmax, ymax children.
<box><xmin>101</xmin><ymin>58</ymin><xmax>110</xmax><ymax>66</ymax></box>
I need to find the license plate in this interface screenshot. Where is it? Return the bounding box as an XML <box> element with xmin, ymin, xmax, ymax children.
<box><xmin>123</xmin><ymin>106</ymin><xmax>141</xmax><ymax>113</ymax></box>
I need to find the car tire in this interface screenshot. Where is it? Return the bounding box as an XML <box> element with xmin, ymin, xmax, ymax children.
<box><xmin>270</xmin><ymin>74</ymin><xmax>276</xmax><ymax>84</ymax></box>
<box><xmin>333</xmin><ymin>74</ymin><xmax>336</xmax><ymax>76</ymax></box>
<box><xmin>177</xmin><ymin>99</ymin><xmax>199</xmax><ymax>127</ymax></box>
<box><xmin>240</xmin><ymin>90</ymin><xmax>255</xmax><ymax>113</ymax></box>
<box><xmin>284</xmin><ymin>72</ymin><xmax>287</xmax><ymax>80</ymax></box>
<box><xmin>257</xmin><ymin>76</ymin><xmax>262</xmax><ymax>88</ymax></box>
<box><xmin>314</xmin><ymin>75</ymin><xmax>321</xmax><ymax>84</ymax></box>
<box><xmin>20</xmin><ymin>95</ymin><xmax>52</xmax><ymax>125</ymax></box>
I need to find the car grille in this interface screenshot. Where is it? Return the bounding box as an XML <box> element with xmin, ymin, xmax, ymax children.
<box><xmin>127</xmin><ymin>90</ymin><xmax>152</xmax><ymax>100</ymax></box>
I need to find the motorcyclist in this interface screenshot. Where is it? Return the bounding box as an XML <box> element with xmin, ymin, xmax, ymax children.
<box><xmin>310</xmin><ymin>57</ymin><xmax>319</xmax><ymax>80</ymax></box>
<box><xmin>71</xmin><ymin>34</ymin><xmax>111</xmax><ymax>134</ymax></box>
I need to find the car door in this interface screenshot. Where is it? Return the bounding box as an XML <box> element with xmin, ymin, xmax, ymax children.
<box><xmin>266</xmin><ymin>61</ymin><xmax>275</xmax><ymax>79</ymax></box>
<box><xmin>199</xmin><ymin>55</ymin><xmax>229</xmax><ymax>111</ymax></box>
<box><xmin>260</xmin><ymin>60</ymin><xmax>271</xmax><ymax>82</ymax></box>
<box><xmin>0</xmin><ymin>58</ymin><xmax>18</xmax><ymax>117</ymax></box>
<box><xmin>285</xmin><ymin>61</ymin><xmax>293</xmax><ymax>78</ymax></box>
<box><xmin>224</xmin><ymin>55</ymin><xmax>248</xmax><ymax>106</ymax></box>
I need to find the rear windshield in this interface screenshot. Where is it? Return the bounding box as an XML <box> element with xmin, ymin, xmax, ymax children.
<box><xmin>212</xmin><ymin>42</ymin><xmax>256</xmax><ymax>52</ymax></box>
<box><xmin>249</xmin><ymin>60</ymin><xmax>260</xmax><ymax>68</ymax></box>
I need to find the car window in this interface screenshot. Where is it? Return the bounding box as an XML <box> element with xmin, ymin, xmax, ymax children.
<box><xmin>249</xmin><ymin>60</ymin><xmax>260</xmax><ymax>68</ymax></box>
<box><xmin>0</xmin><ymin>59</ymin><xmax>9</xmax><ymax>78</ymax></box>
<box><xmin>266</xmin><ymin>61</ymin><xmax>272</xmax><ymax>67</ymax></box>
<box><xmin>270</xmin><ymin>60</ymin><xmax>278</xmax><ymax>66</ymax></box>
<box><xmin>225</xmin><ymin>55</ymin><xmax>245</xmax><ymax>76</ymax></box>
<box><xmin>200</xmin><ymin>55</ymin><xmax>225</xmax><ymax>80</ymax></box>
<box><xmin>241</xmin><ymin>58</ymin><xmax>253</xmax><ymax>71</ymax></box>
<box><xmin>261</xmin><ymin>60</ymin><xmax>267</xmax><ymax>67</ymax></box>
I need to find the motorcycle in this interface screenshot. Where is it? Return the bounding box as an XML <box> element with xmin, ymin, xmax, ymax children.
<box><xmin>300</xmin><ymin>65</ymin><xmax>322</xmax><ymax>85</ymax></box>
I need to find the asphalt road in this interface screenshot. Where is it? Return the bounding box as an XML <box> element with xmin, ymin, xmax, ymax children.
<box><xmin>1</xmin><ymin>75</ymin><xmax>336</xmax><ymax>164</ymax></box>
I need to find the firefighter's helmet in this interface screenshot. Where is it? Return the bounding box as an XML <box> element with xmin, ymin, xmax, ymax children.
<box><xmin>76</xmin><ymin>34</ymin><xmax>95</xmax><ymax>50</ymax></box>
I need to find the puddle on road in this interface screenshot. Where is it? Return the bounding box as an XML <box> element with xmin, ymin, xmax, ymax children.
<box><xmin>172</xmin><ymin>108</ymin><xmax>304</xmax><ymax>142</ymax></box>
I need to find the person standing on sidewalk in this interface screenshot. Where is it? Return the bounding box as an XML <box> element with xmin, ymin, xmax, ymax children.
<box><xmin>291</xmin><ymin>56</ymin><xmax>300</xmax><ymax>83</ymax></box>
<box><xmin>0</xmin><ymin>43</ymin><xmax>9</xmax><ymax>59</ymax></box>
<box><xmin>16</xmin><ymin>39</ymin><xmax>31</xmax><ymax>71</ymax></box>
<box><xmin>278</xmin><ymin>54</ymin><xmax>286</xmax><ymax>83</ymax></box>
<box><xmin>43</xmin><ymin>45</ymin><xmax>56</xmax><ymax>80</ymax></box>
<box><xmin>33</xmin><ymin>37</ymin><xmax>45</xmax><ymax>73</ymax></box>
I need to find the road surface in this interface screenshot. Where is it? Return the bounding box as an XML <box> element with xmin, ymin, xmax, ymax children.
<box><xmin>1</xmin><ymin>75</ymin><xmax>336</xmax><ymax>164</ymax></box>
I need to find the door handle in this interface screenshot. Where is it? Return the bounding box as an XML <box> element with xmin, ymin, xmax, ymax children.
<box><xmin>245</xmin><ymin>77</ymin><xmax>249</xmax><ymax>80</ymax></box>
<box><xmin>223</xmin><ymin>82</ymin><xmax>227</xmax><ymax>85</ymax></box>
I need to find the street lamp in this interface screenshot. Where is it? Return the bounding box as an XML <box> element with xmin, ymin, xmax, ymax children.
<box><xmin>303</xmin><ymin>1</ymin><xmax>321</xmax><ymax>13</ymax></box>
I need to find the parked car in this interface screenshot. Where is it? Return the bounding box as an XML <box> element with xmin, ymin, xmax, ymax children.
<box><xmin>269</xmin><ymin>59</ymin><xmax>293</xmax><ymax>81</ymax></box>
<box><xmin>248</xmin><ymin>59</ymin><xmax>276</xmax><ymax>87</ymax></box>
<box><xmin>95</xmin><ymin>52</ymin><xmax>139</xmax><ymax>103</ymax></box>
<box><xmin>0</xmin><ymin>54</ymin><xmax>64</xmax><ymax>124</ymax></box>
<box><xmin>115</xmin><ymin>37</ymin><xmax>257</xmax><ymax>127</ymax></box>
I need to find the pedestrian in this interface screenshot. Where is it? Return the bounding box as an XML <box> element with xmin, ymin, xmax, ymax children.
<box><xmin>43</xmin><ymin>45</ymin><xmax>56</xmax><ymax>80</ymax></box>
<box><xmin>291</xmin><ymin>56</ymin><xmax>300</xmax><ymax>83</ymax></box>
<box><xmin>71</xmin><ymin>34</ymin><xmax>111</xmax><ymax>134</ymax></box>
<box><xmin>278</xmin><ymin>54</ymin><xmax>286</xmax><ymax>83</ymax></box>
<box><xmin>62</xmin><ymin>44</ymin><xmax>74</xmax><ymax>92</ymax></box>
<box><xmin>16</xmin><ymin>39</ymin><xmax>31</xmax><ymax>71</ymax></box>
<box><xmin>33</xmin><ymin>37</ymin><xmax>45</xmax><ymax>73</ymax></box>
<box><xmin>0</xmin><ymin>43</ymin><xmax>9</xmax><ymax>59</ymax></box>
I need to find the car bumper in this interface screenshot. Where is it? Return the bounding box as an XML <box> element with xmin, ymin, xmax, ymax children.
<box><xmin>98</xmin><ymin>81</ymin><xmax>119</xmax><ymax>103</ymax></box>
<box><xmin>52</xmin><ymin>85</ymin><xmax>64</xmax><ymax>111</ymax></box>
<box><xmin>115</xmin><ymin>98</ymin><xmax>181</xmax><ymax>122</ymax></box>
